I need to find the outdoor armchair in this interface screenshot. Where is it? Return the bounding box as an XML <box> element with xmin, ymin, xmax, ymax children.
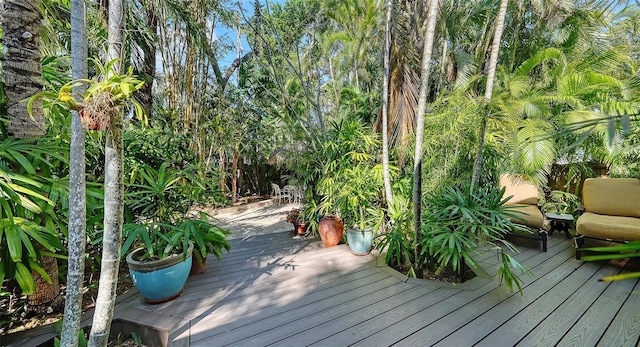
<box><xmin>500</xmin><ymin>175</ymin><xmax>548</xmax><ymax>252</ymax></box>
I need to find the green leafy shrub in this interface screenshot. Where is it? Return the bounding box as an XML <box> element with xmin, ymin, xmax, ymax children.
<box><xmin>422</xmin><ymin>184</ymin><xmax>532</xmax><ymax>292</ymax></box>
<box><xmin>121</xmin><ymin>162</ymin><xmax>230</xmax><ymax>261</ymax></box>
<box><xmin>542</xmin><ymin>190</ymin><xmax>580</xmax><ymax>217</ymax></box>
<box><xmin>316</xmin><ymin>117</ymin><xmax>382</xmax><ymax>231</ymax></box>
<box><xmin>375</xmin><ymin>193</ymin><xmax>414</xmax><ymax>268</ymax></box>
<box><xmin>0</xmin><ymin>139</ymin><xmax>66</xmax><ymax>294</ymax></box>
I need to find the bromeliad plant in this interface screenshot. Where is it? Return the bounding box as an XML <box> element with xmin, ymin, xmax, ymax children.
<box><xmin>285</xmin><ymin>208</ymin><xmax>306</xmax><ymax>225</ymax></box>
<box><xmin>422</xmin><ymin>184</ymin><xmax>532</xmax><ymax>293</ymax></box>
<box><xmin>27</xmin><ymin>58</ymin><xmax>145</xmax><ymax>131</ymax></box>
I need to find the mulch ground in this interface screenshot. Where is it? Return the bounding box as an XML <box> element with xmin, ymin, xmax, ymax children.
<box><xmin>0</xmin><ymin>261</ymin><xmax>134</xmax><ymax>337</ymax></box>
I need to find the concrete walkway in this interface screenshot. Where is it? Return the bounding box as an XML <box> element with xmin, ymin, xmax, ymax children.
<box><xmin>203</xmin><ymin>199</ymin><xmax>303</xmax><ymax>240</ymax></box>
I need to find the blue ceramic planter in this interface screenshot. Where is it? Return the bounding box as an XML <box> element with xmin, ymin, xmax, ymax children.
<box><xmin>347</xmin><ymin>229</ymin><xmax>373</xmax><ymax>255</ymax></box>
<box><xmin>126</xmin><ymin>242</ymin><xmax>193</xmax><ymax>304</ymax></box>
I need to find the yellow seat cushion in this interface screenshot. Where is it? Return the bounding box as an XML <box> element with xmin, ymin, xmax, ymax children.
<box><xmin>506</xmin><ymin>204</ymin><xmax>544</xmax><ymax>229</ymax></box>
<box><xmin>576</xmin><ymin>212</ymin><xmax>640</xmax><ymax>241</ymax></box>
<box><xmin>582</xmin><ymin>178</ymin><xmax>640</xmax><ymax>218</ymax></box>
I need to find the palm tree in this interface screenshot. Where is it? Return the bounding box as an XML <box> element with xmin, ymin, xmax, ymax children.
<box><xmin>2</xmin><ymin>0</ymin><xmax>65</xmax><ymax>313</ymax></box>
<box><xmin>373</xmin><ymin>0</ymin><xmax>423</xmax><ymax>164</ymax></box>
<box><xmin>60</xmin><ymin>0</ymin><xmax>88</xmax><ymax>345</ymax></box>
<box><xmin>381</xmin><ymin>0</ymin><xmax>394</xmax><ymax>205</ymax></box>
<box><xmin>1</xmin><ymin>0</ymin><xmax>45</xmax><ymax>138</ymax></box>
<box><xmin>412</xmin><ymin>0</ymin><xmax>439</xmax><ymax>276</ymax></box>
<box><xmin>470</xmin><ymin>0</ymin><xmax>509</xmax><ymax>191</ymax></box>
<box><xmin>324</xmin><ymin>0</ymin><xmax>379</xmax><ymax>90</ymax></box>
<box><xmin>89</xmin><ymin>0</ymin><xmax>125</xmax><ymax>345</ymax></box>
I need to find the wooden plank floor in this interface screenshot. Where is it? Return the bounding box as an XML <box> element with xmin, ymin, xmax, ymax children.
<box><xmin>115</xmin><ymin>231</ymin><xmax>640</xmax><ymax>346</ymax></box>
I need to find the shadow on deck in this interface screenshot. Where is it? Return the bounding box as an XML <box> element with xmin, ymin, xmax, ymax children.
<box><xmin>5</xmin><ymin>231</ymin><xmax>640</xmax><ymax>346</ymax></box>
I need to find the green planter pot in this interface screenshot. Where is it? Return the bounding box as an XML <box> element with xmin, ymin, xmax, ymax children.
<box><xmin>347</xmin><ymin>229</ymin><xmax>373</xmax><ymax>255</ymax></box>
<box><xmin>126</xmin><ymin>242</ymin><xmax>193</xmax><ymax>304</ymax></box>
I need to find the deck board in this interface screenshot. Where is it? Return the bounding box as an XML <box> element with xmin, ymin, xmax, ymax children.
<box><xmin>555</xmin><ymin>261</ymin><xmax>640</xmax><ymax>347</ymax></box>
<box><xmin>190</xmin><ymin>268</ymin><xmax>389</xmax><ymax>341</ymax></box>
<box><xmin>597</xmin><ymin>278</ymin><xmax>640</xmax><ymax>346</ymax></box>
<box><xmin>108</xmin><ymin>231</ymin><xmax>640</xmax><ymax>347</ymax></box>
<box><xmin>393</xmin><ymin>241</ymin><xmax>575</xmax><ymax>346</ymax></box>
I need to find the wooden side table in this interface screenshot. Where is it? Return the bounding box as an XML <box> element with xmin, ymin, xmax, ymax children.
<box><xmin>546</xmin><ymin>213</ymin><xmax>574</xmax><ymax>239</ymax></box>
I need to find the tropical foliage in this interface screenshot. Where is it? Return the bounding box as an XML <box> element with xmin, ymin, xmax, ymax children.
<box><xmin>1</xmin><ymin>0</ymin><xmax>640</xmax><ymax>337</ymax></box>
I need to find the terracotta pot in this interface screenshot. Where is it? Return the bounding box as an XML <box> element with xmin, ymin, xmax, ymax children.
<box><xmin>318</xmin><ymin>216</ymin><xmax>344</xmax><ymax>247</ymax></box>
<box><xmin>295</xmin><ymin>224</ymin><xmax>307</xmax><ymax>235</ymax></box>
<box><xmin>190</xmin><ymin>250</ymin><xmax>207</xmax><ymax>275</ymax></box>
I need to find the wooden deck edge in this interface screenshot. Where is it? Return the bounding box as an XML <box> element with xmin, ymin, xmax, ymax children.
<box><xmin>375</xmin><ymin>254</ymin><xmax>495</xmax><ymax>290</ymax></box>
<box><xmin>114</xmin><ymin>305</ymin><xmax>191</xmax><ymax>347</ymax></box>
<box><xmin>1</xmin><ymin>287</ymin><xmax>143</xmax><ymax>347</ymax></box>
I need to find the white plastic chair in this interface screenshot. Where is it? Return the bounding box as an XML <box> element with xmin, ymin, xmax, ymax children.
<box><xmin>283</xmin><ymin>185</ymin><xmax>295</xmax><ymax>204</ymax></box>
<box><xmin>271</xmin><ymin>183</ymin><xmax>290</xmax><ymax>204</ymax></box>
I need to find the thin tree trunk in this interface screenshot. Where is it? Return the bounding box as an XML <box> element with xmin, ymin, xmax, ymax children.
<box><xmin>470</xmin><ymin>0</ymin><xmax>508</xmax><ymax>191</ymax></box>
<box><xmin>437</xmin><ymin>39</ymin><xmax>447</xmax><ymax>93</ymax></box>
<box><xmin>137</xmin><ymin>0</ymin><xmax>157</xmax><ymax>118</ymax></box>
<box><xmin>381</xmin><ymin>0</ymin><xmax>394</xmax><ymax>206</ymax></box>
<box><xmin>1</xmin><ymin>0</ymin><xmax>45</xmax><ymax>138</ymax></box>
<box><xmin>89</xmin><ymin>0</ymin><xmax>124</xmax><ymax>345</ymax></box>
<box><xmin>219</xmin><ymin>148</ymin><xmax>226</xmax><ymax>193</ymax></box>
<box><xmin>231</xmin><ymin>149</ymin><xmax>240</xmax><ymax>204</ymax></box>
<box><xmin>60</xmin><ymin>0</ymin><xmax>87</xmax><ymax>345</ymax></box>
<box><xmin>412</xmin><ymin>0</ymin><xmax>439</xmax><ymax>276</ymax></box>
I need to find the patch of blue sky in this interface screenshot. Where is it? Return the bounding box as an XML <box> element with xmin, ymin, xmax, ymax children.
<box><xmin>217</xmin><ymin>0</ymin><xmax>286</xmax><ymax>70</ymax></box>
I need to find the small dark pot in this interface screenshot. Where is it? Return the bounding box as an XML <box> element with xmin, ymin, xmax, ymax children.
<box><xmin>190</xmin><ymin>250</ymin><xmax>207</xmax><ymax>275</ymax></box>
<box><xmin>318</xmin><ymin>216</ymin><xmax>344</xmax><ymax>248</ymax></box>
<box><xmin>295</xmin><ymin>224</ymin><xmax>307</xmax><ymax>235</ymax></box>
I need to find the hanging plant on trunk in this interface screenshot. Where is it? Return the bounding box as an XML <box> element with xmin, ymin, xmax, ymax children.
<box><xmin>26</xmin><ymin>58</ymin><xmax>146</xmax><ymax>131</ymax></box>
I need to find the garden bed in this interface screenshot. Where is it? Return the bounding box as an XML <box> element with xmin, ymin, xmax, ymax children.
<box><xmin>0</xmin><ymin>261</ymin><xmax>134</xmax><ymax>338</ymax></box>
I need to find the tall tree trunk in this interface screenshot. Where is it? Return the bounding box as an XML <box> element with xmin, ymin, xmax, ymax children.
<box><xmin>470</xmin><ymin>0</ymin><xmax>508</xmax><ymax>191</ymax></box>
<box><xmin>136</xmin><ymin>0</ymin><xmax>157</xmax><ymax>118</ymax></box>
<box><xmin>412</xmin><ymin>0</ymin><xmax>439</xmax><ymax>276</ymax></box>
<box><xmin>1</xmin><ymin>0</ymin><xmax>45</xmax><ymax>138</ymax></box>
<box><xmin>60</xmin><ymin>0</ymin><xmax>88</xmax><ymax>345</ymax></box>
<box><xmin>381</xmin><ymin>0</ymin><xmax>394</xmax><ymax>206</ymax></box>
<box><xmin>89</xmin><ymin>0</ymin><xmax>124</xmax><ymax>345</ymax></box>
<box><xmin>2</xmin><ymin>0</ymin><xmax>60</xmax><ymax>309</ymax></box>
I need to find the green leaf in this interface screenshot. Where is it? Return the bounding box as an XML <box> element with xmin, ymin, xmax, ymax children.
<box><xmin>599</xmin><ymin>272</ymin><xmax>640</xmax><ymax>282</ymax></box>
<box><xmin>4</xmin><ymin>224</ymin><xmax>23</xmax><ymax>262</ymax></box>
<box><xmin>14</xmin><ymin>262</ymin><xmax>36</xmax><ymax>294</ymax></box>
<box><xmin>28</xmin><ymin>258</ymin><xmax>52</xmax><ymax>284</ymax></box>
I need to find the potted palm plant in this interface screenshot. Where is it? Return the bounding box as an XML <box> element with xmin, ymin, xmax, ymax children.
<box><xmin>316</xmin><ymin>118</ymin><xmax>381</xmax><ymax>250</ymax></box>
<box><xmin>121</xmin><ymin>162</ymin><xmax>231</xmax><ymax>303</ymax></box>
<box><xmin>335</xmin><ymin>164</ymin><xmax>382</xmax><ymax>255</ymax></box>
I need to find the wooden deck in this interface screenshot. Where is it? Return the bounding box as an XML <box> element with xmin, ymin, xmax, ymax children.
<box><xmin>5</xmin><ymin>229</ymin><xmax>640</xmax><ymax>346</ymax></box>
<box><xmin>107</xmin><ymin>230</ymin><xmax>640</xmax><ymax>346</ymax></box>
